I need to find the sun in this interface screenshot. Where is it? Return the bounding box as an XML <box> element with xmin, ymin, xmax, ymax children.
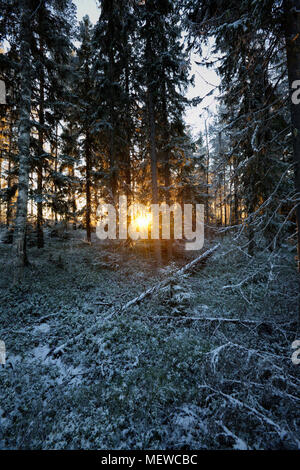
<box><xmin>134</xmin><ymin>213</ymin><xmax>152</xmax><ymax>231</ymax></box>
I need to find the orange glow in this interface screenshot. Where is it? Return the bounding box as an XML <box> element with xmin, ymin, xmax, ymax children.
<box><xmin>134</xmin><ymin>213</ymin><xmax>152</xmax><ymax>231</ymax></box>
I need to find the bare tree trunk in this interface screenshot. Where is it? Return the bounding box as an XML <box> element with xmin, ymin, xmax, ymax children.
<box><xmin>146</xmin><ymin>35</ymin><xmax>161</xmax><ymax>264</ymax></box>
<box><xmin>162</xmin><ymin>81</ymin><xmax>172</xmax><ymax>259</ymax></box>
<box><xmin>148</xmin><ymin>94</ymin><xmax>160</xmax><ymax>205</ymax></box>
<box><xmin>13</xmin><ymin>0</ymin><xmax>32</xmax><ymax>267</ymax></box>
<box><xmin>223</xmin><ymin>170</ymin><xmax>227</xmax><ymax>225</ymax></box>
<box><xmin>108</xmin><ymin>38</ymin><xmax>117</xmax><ymax>205</ymax></box>
<box><xmin>248</xmin><ymin>211</ymin><xmax>255</xmax><ymax>257</ymax></box>
<box><xmin>85</xmin><ymin>132</ymin><xmax>92</xmax><ymax>243</ymax></box>
<box><xmin>229</xmin><ymin>160</ymin><xmax>233</xmax><ymax>226</ymax></box>
<box><xmin>124</xmin><ymin>59</ymin><xmax>131</xmax><ymax>207</ymax></box>
<box><xmin>219</xmin><ymin>131</ymin><xmax>227</xmax><ymax>227</ymax></box>
<box><xmin>205</xmin><ymin>118</ymin><xmax>210</xmax><ymax>229</ymax></box>
<box><xmin>54</xmin><ymin>124</ymin><xmax>58</xmax><ymax>224</ymax></box>
<box><xmin>71</xmin><ymin>166</ymin><xmax>77</xmax><ymax>230</ymax></box>
<box><xmin>37</xmin><ymin>36</ymin><xmax>45</xmax><ymax>248</ymax></box>
<box><xmin>6</xmin><ymin>118</ymin><xmax>13</xmax><ymax>228</ymax></box>
<box><xmin>148</xmin><ymin>89</ymin><xmax>162</xmax><ymax>264</ymax></box>
<box><xmin>233</xmin><ymin>155</ymin><xmax>239</xmax><ymax>225</ymax></box>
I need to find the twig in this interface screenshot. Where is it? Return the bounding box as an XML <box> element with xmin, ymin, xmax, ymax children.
<box><xmin>152</xmin><ymin>316</ymin><xmax>264</xmax><ymax>325</ymax></box>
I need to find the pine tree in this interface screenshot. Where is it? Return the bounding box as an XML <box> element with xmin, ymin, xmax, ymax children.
<box><xmin>74</xmin><ymin>16</ymin><xmax>96</xmax><ymax>243</ymax></box>
<box><xmin>185</xmin><ymin>0</ymin><xmax>292</xmax><ymax>253</ymax></box>
<box><xmin>93</xmin><ymin>0</ymin><xmax>135</xmax><ymax>205</ymax></box>
<box><xmin>137</xmin><ymin>0</ymin><xmax>191</xmax><ymax>260</ymax></box>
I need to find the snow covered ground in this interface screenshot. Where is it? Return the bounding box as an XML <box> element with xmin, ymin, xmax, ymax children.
<box><xmin>0</xmin><ymin>231</ymin><xmax>299</xmax><ymax>449</ymax></box>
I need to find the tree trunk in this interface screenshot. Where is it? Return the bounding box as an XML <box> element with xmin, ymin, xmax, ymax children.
<box><xmin>71</xmin><ymin>166</ymin><xmax>77</xmax><ymax>230</ymax></box>
<box><xmin>233</xmin><ymin>155</ymin><xmax>239</xmax><ymax>225</ymax></box>
<box><xmin>148</xmin><ymin>89</ymin><xmax>162</xmax><ymax>264</ymax></box>
<box><xmin>146</xmin><ymin>33</ymin><xmax>161</xmax><ymax>265</ymax></box>
<box><xmin>162</xmin><ymin>82</ymin><xmax>172</xmax><ymax>259</ymax></box>
<box><xmin>85</xmin><ymin>132</ymin><xmax>92</xmax><ymax>243</ymax></box>
<box><xmin>6</xmin><ymin>118</ymin><xmax>13</xmax><ymax>228</ymax></box>
<box><xmin>37</xmin><ymin>35</ymin><xmax>45</xmax><ymax>249</ymax></box>
<box><xmin>205</xmin><ymin>118</ymin><xmax>210</xmax><ymax>228</ymax></box>
<box><xmin>13</xmin><ymin>0</ymin><xmax>32</xmax><ymax>267</ymax></box>
<box><xmin>148</xmin><ymin>90</ymin><xmax>162</xmax><ymax>264</ymax></box>
<box><xmin>108</xmin><ymin>19</ymin><xmax>117</xmax><ymax>205</ymax></box>
<box><xmin>54</xmin><ymin>124</ymin><xmax>58</xmax><ymax>224</ymax></box>
<box><xmin>124</xmin><ymin>58</ymin><xmax>131</xmax><ymax>206</ymax></box>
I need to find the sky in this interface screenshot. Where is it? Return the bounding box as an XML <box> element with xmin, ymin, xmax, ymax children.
<box><xmin>74</xmin><ymin>0</ymin><xmax>100</xmax><ymax>23</ymax></box>
<box><xmin>73</xmin><ymin>0</ymin><xmax>220</xmax><ymax>138</ymax></box>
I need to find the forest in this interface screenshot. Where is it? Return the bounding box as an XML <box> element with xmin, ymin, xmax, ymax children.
<box><xmin>0</xmin><ymin>0</ymin><xmax>300</xmax><ymax>451</ymax></box>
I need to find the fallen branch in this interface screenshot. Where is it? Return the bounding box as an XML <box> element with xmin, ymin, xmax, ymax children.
<box><xmin>49</xmin><ymin>244</ymin><xmax>220</xmax><ymax>358</ymax></box>
<box><xmin>198</xmin><ymin>385</ymin><xmax>294</xmax><ymax>441</ymax></box>
<box><xmin>119</xmin><ymin>243</ymin><xmax>220</xmax><ymax>312</ymax></box>
<box><xmin>152</xmin><ymin>316</ymin><xmax>263</xmax><ymax>325</ymax></box>
<box><xmin>202</xmin><ymin>341</ymin><xmax>300</xmax><ymax>387</ymax></box>
<box><xmin>94</xmin><ymin>301</ymin><xmax>113</xmax><ymax>306</ymax></box>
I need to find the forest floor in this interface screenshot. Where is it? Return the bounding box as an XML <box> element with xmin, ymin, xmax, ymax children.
<box><xmin>0</xmin><ymin>228</ymin><xmax>299</xmax><ymax>450</ymax></box>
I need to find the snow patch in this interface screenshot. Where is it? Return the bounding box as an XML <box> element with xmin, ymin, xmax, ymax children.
<box><xmin>33</xmin><ymin>323</ymin><xmax>50</xmax><ymax>334</ymax></box>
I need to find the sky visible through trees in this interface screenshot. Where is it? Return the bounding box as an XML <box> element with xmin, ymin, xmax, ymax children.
<box><xmin>73</xmin><ymin>0</ymin><xmax>221</xmax><ymax>138</ymax></box>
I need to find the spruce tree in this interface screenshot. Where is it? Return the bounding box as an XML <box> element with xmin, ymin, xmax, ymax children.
<box><xmin>1</xmin><ymin>0</ymin><xmax>76</xmax><ymax>265</ymax></box>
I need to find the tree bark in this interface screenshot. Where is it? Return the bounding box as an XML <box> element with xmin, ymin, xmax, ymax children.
<box><xmin>107</xmin><ymin>7</ymin><xmax>117</xmax><ymax>205</ymax></box>
<box><xmin>205</xmin><ymin>118</ymin><xmax>210</xmax><ymax>227</ymax></box>
<box><xmin>85</xmin><ymin>132</ymin><xmax>92</xmax><ymax>243</ymax></box>
<box><xmin>162</xmin><ymin>81</ymin><xmax>172</xmax><ymax>259</ymax></box>
<box><xmin>37</xmin><ymin>34</ymin><xmax>45</xmax><ymax>249</ymax></box>
<box><xmin>13</xmin><ymin>0</ymin><xmax>32</xmax><ymax>267</ymax></box>
<box><xmin>124</xmin><ymin>57</ymin><xmax>131</xmax><ymax>207</ymax></box>
<box><xmin>146</xmin><ymin>34</ymin><xmax>161</xmax><ymax>264</ymax></box>
<box><xmin>6</xmin><ymin>118</ymin><xmax>13</xmax><ymax>228</ymax></box>
<box><xmin>233</xmin><ymin>155</ymin><xmax>239</xmax><ymax>226</ymax></box>
<box><xmin>54</xmin><ymin>124</ymin><xmax>58</xmax><ymax>223</ymax></box>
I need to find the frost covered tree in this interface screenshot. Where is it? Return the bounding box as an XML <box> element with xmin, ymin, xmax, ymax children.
<box><xmin>137</xmin><ymin>0</ymin><xmax>191</xmax><ymax>260</ymax></box>
<box><xmin>12</xmin><ymin>0</ymin><xmax>33</xmax><ymax>266</ymax></box>
<box><xmin>0</xmin><ymin>0</ymin><xmax>75</xmax><ymax>265</ymax></box>
<box><xmin>73</xmin><ymin>16</ymin><xmax>96</xmax><ymax>243</ymax></box>
<box><xmin>185</xmin><ymin>0</ymin><xmax>294</xmax><ymax>252</ymax></box>
<box><xmin>32</xmin><ymin>0</ymin><xmax>75</xmax><ymax>248</ymax></box>
<box><xmin>93</xmin><ymin>0</ymin><xmax>136</xmax><ymax>205</ymax></box>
